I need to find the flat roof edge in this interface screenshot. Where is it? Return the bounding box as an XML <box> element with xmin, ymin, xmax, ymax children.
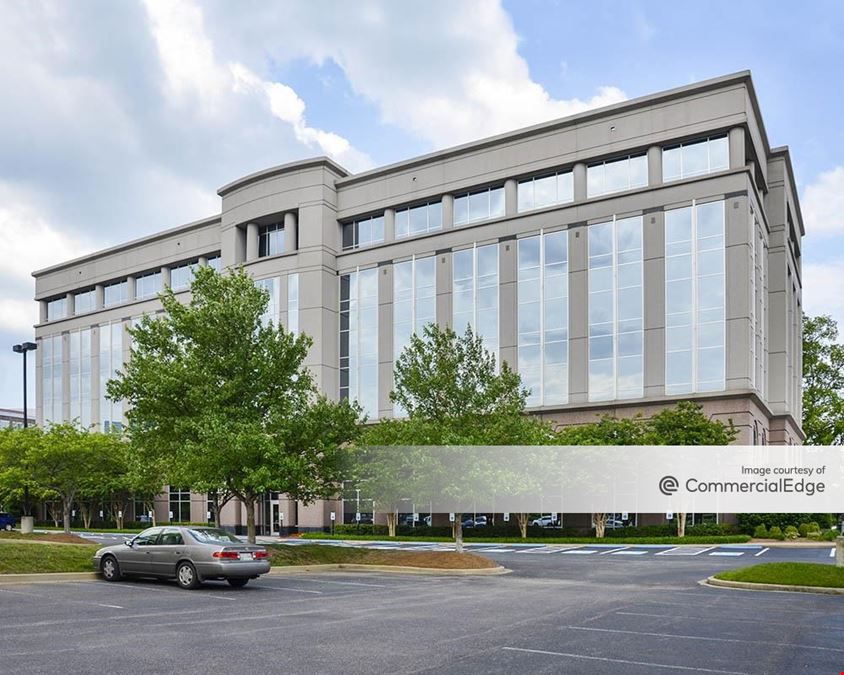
<box><xmin>217</xmin><ymin>156</ymin><xmax>350</xmax><ymax>197</ymax></box>
<box><xmin>33</xmin><ymin>214</ymin><xmax>222</xmax><ymax>277</ymax></box>
<box><xmin>769</xmin><ymin>145</ymin><xmax>805</xmax><ymax>236</ymax></box>
<box><xmin>336</xmin><ymin>71</ymin><xmax>754</xmax><ymax>187</ymax></box>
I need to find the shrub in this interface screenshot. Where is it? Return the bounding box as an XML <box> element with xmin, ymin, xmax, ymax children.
<box><xmin>736</xmin><ymin>513</ymin><xmax>836</xmax><ymax>534</ymax></box>
<box><xmin>753</xmin><ymin>524</ymin><xmax>768</xmax><ymax>538</ymax></box>
<box><xmin>783</xmin><ymin>525</ymin><xmax>799</xmax><ymax>540</ymax></box>
<box><xmin>768</xmin><ymin>526</ymin><xmax>784</xmax><ymax>540</ymax></box>
<box><xmin>821</xmin><ymin>530</ymin><xmax>839</xmax><ymax>541</ymax></box>
<box><xmin>798</xmin><ymin>522</ymin><xmax>820</xmax><ymax>538</ymax></box>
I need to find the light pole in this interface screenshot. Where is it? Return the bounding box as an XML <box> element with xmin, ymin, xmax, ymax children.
<box><xmin>11</xmin><ymin>341</ymin><xmax>36</xmax><ymax>429</ymax></box>
<box><xmin>11</xmin><ymin>341</ymin><xmax>37</xmax><ymax>533</ymax></box>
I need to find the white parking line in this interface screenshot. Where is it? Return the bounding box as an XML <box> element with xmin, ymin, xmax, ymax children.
<box><xmin>561</xmin><ymin>549</ymin><xmax>598</xmax><ymax>555</ymax></box>
<box><xmin>754</xmin><ymin>547</ymin><xmax>769</xmax><ymax>557</ymax></box>
<box><xmin>500</xmin><ymin>647</ymin><xmax>749</xmax><ymax>674</ymax></box>
<box><xmin>830</xmin><ymin>548</ymin><xmax>836</xmax><ymax>558</ymax></box>
<box><xmin>250</xmin><ymin>584</ymin><xmax>323</xmax><ymax>594</ymax></box>
<box><xmin>599</xmin><ymin>547</ymin><xmax>629</xmax><ymax>555</ymax></box>
<box><xmin>656</xmin><ymin>546</ymin><xmax>715</xmax><ymax>556</ymax></box>
<box><xmin>0</xmin><ymin>586</ymin><xmax>123</xmax><ymax>610</ymax></box>
<box><xmin>709</xmin><ymin>551</ymin><xmax>744</xmax><ymax>557</ymax></box>
<box><xmin>612</xmin><ymin>549</ymin><xmax>649</xmax><ymax>555</ymax></box>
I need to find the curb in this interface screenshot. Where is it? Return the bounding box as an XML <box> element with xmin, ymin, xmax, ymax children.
<box><xmin>268</xmin><ymin>563</ymin><xmax>510</xmax><ymax>577</ymax></box>
<box><xmin>0</xmin><ymin>572</ymin><xmax>98</xmax><ymax>585</ymax></box>
<box><xmin>701</xmin><ymin>576</ymin><xmax>844</xmax><ymax>596</ymax></box>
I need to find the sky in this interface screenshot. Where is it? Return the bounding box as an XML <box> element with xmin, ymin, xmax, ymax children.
<box><xmin>1</xmin><ymin>0</ymin><xmax>843</xmax><ymax>410</ymax></box>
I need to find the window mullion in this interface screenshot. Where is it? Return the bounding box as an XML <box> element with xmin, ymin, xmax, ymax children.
<box><xmin>691</xmin><ymin>201</ymin><xmax>698</xmax><ymax>391</ymax></box>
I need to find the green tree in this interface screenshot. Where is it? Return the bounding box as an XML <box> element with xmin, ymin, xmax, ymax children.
<box><xmin>643</xmin><ymin>401</ymin><xmax>737</xmax><ymax>537</ymax></box>
<box><xmin>802</xmin><ymin>314</ymin><xmax>844</xmax><ymax>445</ymax></box>
<box><xmin>360</xmin><ymin>324</ymin><xmax>555</xmax><ymax>549</ymax></box>
<box><xmin>108</xmin><ymin>265</ymin><xmax>361</xmax><ymax>543</ymax></box>
<box><xmin>0</xmin><ymin>427</ymin><xmax>45</xmax><ymax>516</ymax></box>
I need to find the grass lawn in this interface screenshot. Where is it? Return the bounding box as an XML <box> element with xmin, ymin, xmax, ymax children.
<box><xmin>0</xmin><ymin>531</ymin><xmax>94</xmax><ymax>545</ymax></box>
<box><xmin>300</xmin><ymin>533</ymin><xmax>751</xmax><ymax>545</ymax></box>
<box><xmin>715</xmin><ymin>562</ymin><xmax>844</xmax><ymax>589</ymax></box>
<box><xmin>267</xmin><ymin>544</ymin><xmax>496</xmax><ymax>569</ymax></box>
<box><xmin>0</xmin><ymin>543</ymin><xmax>97</xmax><ymax>574</ymax></box>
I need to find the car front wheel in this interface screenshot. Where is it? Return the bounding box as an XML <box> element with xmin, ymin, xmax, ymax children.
<box><xmin>4</xmin><ymin>524</ymin><xmax>11</xmax><ymax>531</ymax></box>
<box><xmin>227</xmin><ymin>578</ymin><xmax>249</xmax><ymax>588</ymax></box>
<box><xmin>176</xmin><ymin>562</ymin><xmax>200</xmax><ymax>590</ymax></box>
<box><xmin>101</xmin><ymin>555</ymin><xmax>122</xmax><ymax>582</ymax></box>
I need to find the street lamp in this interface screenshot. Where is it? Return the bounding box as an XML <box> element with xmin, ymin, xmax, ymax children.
<box><xmin>11</xmin><ymin>341</ymin><xmax>37</xmax><ymax>428</ymax></box>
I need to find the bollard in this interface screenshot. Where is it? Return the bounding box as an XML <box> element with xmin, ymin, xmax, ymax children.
<box><xmin>836</xmin><ymin>537</ymin><xmax>844</xmax><ymax>568</ymax></box>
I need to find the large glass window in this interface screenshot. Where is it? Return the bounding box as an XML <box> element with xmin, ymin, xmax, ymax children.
<box><xmin>340</xmin><ymin>268</ymin><xmax>379</xmax><ymax>417</ymax></box>
<box><xmin>518</xmin><ymin>172</ymin><xmax>574</xmax><ymax>212</ymax></box>
<box><xmin>665</xmin><ymin>200</ymin><xmax>726</xmax><ymax>394</ymax></box>
<box><xmin>135</xmin><ymin>271</ymin><xmax>161</xmax><ymax>300</ymax></box>
<box><xmin>395</xmin><ymin>202</ymin><xmax>442</xmax><ymax>238</ymax></box>
<box><xmin>454</xmin><ymin>187</ymin><xmax>505</xmax><ymax>226</ymax></box>
<box><xmin>453</xmin><ymin>244</ymin><xmax>499</xmax><ymax>360</ymax></box>
<box><xmin>103</xmin><ymin>280</ymin><xmax>128</xmax><ymax>307</ymax></box>
<box><xmin>662</xmin><ymin>136</ymin><xmax>729</xmax><ymax>182</ymax></box>
<box><xmin>74</xmin><ymin>289</ymin><xmax>96</xmax><ymax>314</ymax></box>
<box><xmin>169</xmin><ymin>262</ymin><xmax>197</xmax><ymax>291</ymax></box>
<box><xmin>259</xmin><ymin>223</ymin><xmax>284</xmax><ymax>257</ymax></box>
<box><xmin>169</xmin><ymin>488</ymin><xmax>191</xmax><ymax>523</ymax></box>
<box><xmin>41</xmin><ymin>334</ymin><xmax>63</xmax><ymax>423</ymax></box>
<box><xmin>69</xmin><ymin>329</ymin><xmax>92</xmax><ymax>428</ymax></box>
<box><xmin>99</xmin><ymin>321</ymin><xmax>123</xmax><ymax>431</ymax></box>
<box><xmin>587</xmin><ymin>155</ymin><xmax>648</xmax><ymax>198</ymax></box>
<box><xmin>206</xmin><ymin>255</ymin><xmax>221</xmax><ymax>272</ymax></box>
<box><xmin>343</xmin><ymin>215</ymin><xmax>385</xmax><ymax>250</ymax></box>
<box><xmin>588</xmin><ymin>216</ymin><xmax>643</xmax><ymax>401</ymax></box>
<box><xmin>518</xmin><ymin>231</ymin><xmax>569</xmax><ymax>406</ymax></box>
<box><xmin>46</xmin><ymin>297</ymin><xmax>66</xmax><ymax>321</ymax></box>
<box><xmin>255</xmin><ymin>277</ymin><xmax>280</xmax><ymax>326</ymax></box>
<box><xmin>287</xmin><ymin>273</ymin><xmax>299</xmax><ymax>334</ymax></box>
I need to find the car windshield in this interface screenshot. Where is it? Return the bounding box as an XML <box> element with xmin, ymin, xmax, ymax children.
<box><xmin>187</xmin><ymin>528</ymin><xmax>242</xmax><ymax>544</ymax></box>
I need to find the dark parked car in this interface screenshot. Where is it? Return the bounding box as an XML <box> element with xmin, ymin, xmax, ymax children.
<box><xmin>93</xmin><ymin>526</ymin><xmax>270</xmax><ymax>589</ymax></box>
<box><xmin>0</xmin><ymin>513</ymin><xmax>15</xmax><ymax>531</ymax></box>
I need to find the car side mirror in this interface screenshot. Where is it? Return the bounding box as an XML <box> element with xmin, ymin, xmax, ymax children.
<box><xmin>124</xmin><ymin>540</ymin><xmax>134</xmax><ymax>548</ymax></box>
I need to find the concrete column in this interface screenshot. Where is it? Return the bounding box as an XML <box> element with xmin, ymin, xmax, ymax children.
<box><xmin>384</xmin><ymin>208</ymin><xmax>396</xmax><ymax>241</ymax></box>
<box><xmin>222</xmin><ymin>225</ymin><xmax>246</xmax><ymax>267</ymax></box>
<box><xmin>39</xmin><ymin>300</ymin><xmax>48</xmax><ymax>324</ymax></box>
<box><xmin>436</xmin><ymin>251</ymin><xmax>452</xmax><ymax>329</ymax></box>
<box><xmin>729</xmin><ymin>127</ymin><xmax>746</xmax><ymax>169</ymax></box>
<box><xmin>643</xmin><ymin>210</ymin><xmax>665</xmax><ymax>398</ymax></box>
<box><xmin>378</xmin><ymin>264</ymin><xmax>394</xmax><ymax>419</ymax></box>
<box><xmin>65</xmin><ymin>292</ymin><xmax>75</xmax><ymax>317</ymax></box>
<box><xmin>647</xmin><ymin>145</ymin><xmax>662</xmax><ymax>187</ymax></box>
<box><xmin>126</xmin><ymin>275</ymin><xmax>136</xmax><ymax>302</ymax></box>
<box><xmin>198</xmin><ymin>256</ymin><xmax>208</xmax><ymax>266</ymax></box>
<box><xmin>246</xmin><ymin>222</ymin><xmax>260</xmax><ymax>261</ymax></box>
<box><xmin>568</xmin><ymin>224</ymin><xmax>588</xmax><ymax>403</ymax></box>
<box><xmin>61</xmin><ymin>332</ymin><xmax>70</xmax><ymax>422</ymax></box>
<box><xmin>573</xmin><ymin>162</ymin><xmax>587</xmax><ymax>201</ymax></box>
<box><xmin>160</xmin><ymin>265</ymin><xmax>171</xmax><ymax>288</ymax></box>
<box><xmin>504</xmin><ymin>179</ymin><xmax>518</xmax><ymax>217</ymax></box>
<box><xmin>284</xmin><ymin>212</ymin><xmax>298</xmax><ymax>253</ymax></box>
<box><xmin>441</xmin><ymin>194</ymin><xmax>454</xmax><ymax>230</ymax></box>
<box><xmin>725</xmin><ymin>195</ymin><xmax>753</xmax><ymax>392</ymax></box>
<box><xmin>94</xmin><ymin>285</ymin><xmax>104</xmax><ymax>310</ymax></box>
<box><xmin>836</xmin><ymin>537</ymin><xmax>844</xmax><ymax>568</ymax></box>
<box><xmin>499</xmin><ymin>240</ymin><xmax>517</xmax><ymax>372</ymax></box>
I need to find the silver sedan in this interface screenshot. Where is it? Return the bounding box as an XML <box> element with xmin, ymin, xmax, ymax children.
<box><xmin>93</xmin><ymin>526</ymin><xmax>271</xmax><ymax>589</ymax></box>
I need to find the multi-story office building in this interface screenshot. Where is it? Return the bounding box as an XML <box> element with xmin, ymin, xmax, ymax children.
<box><xmin>32</xmin><ymin>71</ymin><xmax>804</xmax><ymax>532</ymax></box>
<box><xmin>0</xmin><ymin>408</ymin><xmax>34</xmax><ymax>429</ymax></box>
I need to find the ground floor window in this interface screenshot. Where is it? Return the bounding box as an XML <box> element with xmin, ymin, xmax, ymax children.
<box><xmin>169</xmin><ymin>487</ymin><xmax>191</xmax><ymax>522</ymax></box>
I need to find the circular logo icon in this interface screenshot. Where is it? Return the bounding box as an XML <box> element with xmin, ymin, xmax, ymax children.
<box><xmin>659</xmin><ymin>475</ymin><xmax>679</xmax><ymax>496</ymax></box>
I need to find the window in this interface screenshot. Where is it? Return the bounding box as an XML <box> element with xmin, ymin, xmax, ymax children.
<box><xmin>588</xmin><ymin>216</ymin><xmax>643</xmax><ymax>401</ymax></box>
<box><xmin>46</xmin><ymin>297</ymin><xmax>66</xmax><ymax>321</ymax></box>
<box><xmin>99</xmin><ymin>321</ymin><xmax>123</xmax><ymax>431</ymax></box>
<box><xmin>518</xmin><ymin>172</ymin><xmax>573</xmax><ymax>212</ymax></box>
<box><xmin>287</xmin><ymin>273</ymin><xmax>299</xmax><ymax>334</ymax></box>
<box><xmin>69</xmin><ymin>329</ymin><xmax>92</xmax><ymax>428</ymax></box>
<box><xmin>135</xmin><ymin>271</ymin><xmax>161</xmax><ymax>300</ymax></box>
<box><xmin>453</xmin><ymin>243</ymin><xmax>499</xmax><ymax>360</ymax></box>
<box><xmin>662</xmin><ymin>136</ymin><xmax>728</xmax><ymax>182</ymax></box>
<box><xmin>393</xmin><ymin>256</ymin><xmax>436</xmax><ymax>414</ymax></box>
<box><xmin>454</xmin><ymin>187</ymin><xmax>505</xmax><ymax>226</ymax></box>
<box><xmin>587</xmin><ymin>155</ymin><xmax>648</xmax><ymax>198</ymax></box>
<box><xmin>395</xmin><ymin>201</ymin><xmax>442</xmax><ymax>238</ymax></box>
<box><xmin>259</xmin><ymin>223</ymin><xmax>284</xmax><ymax>257</ymax></box>
<box><xmin>170</xmin><ymin>262</ymin><xmax>196</xmax><ymax>291</ymax></box>
<box><xmin>169</xmin><ymin>488</ymin><xmax>191</xmax><ymax>523</ymax></box>
<box><xmin>74</xmin><ymin>289</ymin><xmax>96</xmax><ymax>314</ymax></box>
<box><xmin>103</xmin><ymin>280</ymin><xmax>128</xmax><ymax>307</ymax></box>
<box><xmin>255</xmin><ymin>277</ymin><xmax>280</xmax><ymax>326</ymax></box>
<box><xmin>132</xmin><ymin>528</ymin><xmax>162</xmax><ymax>546</ymax></box>
<box><xmin>518</xmin><ymin>231</ymin><xmax>569</xmax><ymax>406</ymax></box>
<box><xmin>343</xmin><ymin>215</ymin><xmax>385</xmax><ymax>250</ymax></box>
<box><xmin>340</xmin><ymin>268</ymin><xmax>378</xmax><ymax>417</ymax></box>
<box><xmin>41</xmin><ymin>334</ymin><xmax>63</xmax><ymax>423</ymax></box>
<box><xmin>664</xmin><ymin>200</ymin><xmax>726</xmax><ymax>394</ymax></box>
<box><xmin>159</xmin><ymin>529</ymin><xmax>184</xmax><ymax>546</ymax></box>
<box><xmin>207</xmin><ymin>255</ymin><xmax>221</xmax><ymax>272</ymax></box>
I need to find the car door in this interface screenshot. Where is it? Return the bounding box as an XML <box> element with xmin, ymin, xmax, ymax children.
<box><xmin>120</xmin><ymin>527</ymin><xmax>162</xmax><ymax>574</ymax></box>
<box><xmin>147</xmin><ymin>528</ymin><xmax>185</xmax><ymax>577</ymax></box>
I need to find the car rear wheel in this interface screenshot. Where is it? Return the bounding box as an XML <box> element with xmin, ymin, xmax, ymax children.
<box><xmin>101</xmin><ymin>555</ymin><xmax>122</xmax><ymax>581</ymax></box>
<box><xmin>176</xmin><ymin>561</ymin><xmax>200</xmax><ymax>590</ymax></box>
<box><xmin>227</xmin><ymin>578</ymin><xmax>249</xmax><ymax>588</ymax></box>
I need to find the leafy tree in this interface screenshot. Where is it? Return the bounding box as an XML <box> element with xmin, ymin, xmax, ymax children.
<box><xmin>359</xmin><ymin>324</ymin><xmax>555</xmax><ymax>549</ymax></box>
<box><xmin>0</xmin><ymin>427</ymin><xmax>46</xmax><ymax>516</ymax></box>
<box><xmin>108</xmin><ymin>265</ymin><xmax>361</xmax><ymax>543</ymax></box>
<box><xmin>643</xmin><ymin>401</ymin><xmax>737</xmax><ymax>537</ymax></box>
<box><xmin>802</xmin><ymin>314</ymin><xmax>844</xmax><ymax>445</ymax></box>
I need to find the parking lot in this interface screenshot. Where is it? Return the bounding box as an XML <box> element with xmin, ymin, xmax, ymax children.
<box><xmin>1</xmin><ymin>543</ymin><xmax>841</xmax><ymax>674</ymax></box>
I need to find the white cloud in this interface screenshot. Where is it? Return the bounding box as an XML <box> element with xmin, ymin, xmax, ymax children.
<box><xmin>803</xmin><ymin>262</ymin><xmax>844</xmax><ymax>328</ymax></box>
<box><xmin>802</xmin><ymin>166</ymin><xmax>844</xmax><ymax>238</ymax></box>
